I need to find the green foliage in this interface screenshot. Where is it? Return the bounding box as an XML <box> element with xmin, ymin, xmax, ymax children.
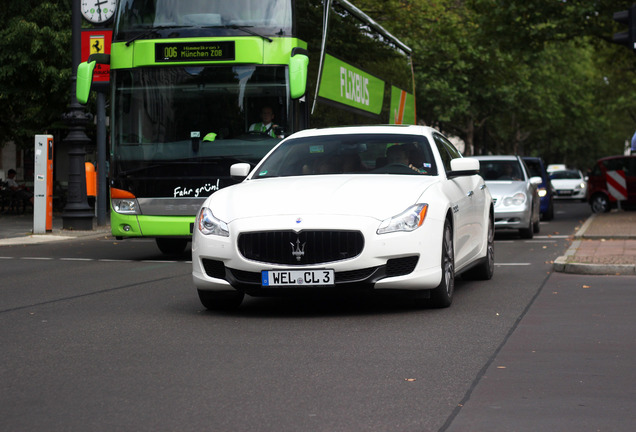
<box><xmin>363</xmin><ymin>0</ymin><xmax>636</xmax><ymax>169</ymax></box>
<box><xmin>2</xmin><ymin>0</ymin><xmax>636</xmax><ymax>170</ymax></box>
<box><xmin>0</xmin><ymin>1</ymin><xmax>71</xmax><ymax>149</ymax></box>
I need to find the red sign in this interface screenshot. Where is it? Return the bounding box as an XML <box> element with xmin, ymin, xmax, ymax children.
<box><xmin>81</xmin><ymin>29</ymin><xmax>112</xmax><ymax>83</ymax></box>
<box><xmin>606</xmin><ymin>170</ymin><xmax>628</xmax><ymax>201</ymax></box>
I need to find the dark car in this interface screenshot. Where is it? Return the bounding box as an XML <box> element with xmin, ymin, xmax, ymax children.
<box><xmin>587</xmin><ymin>155</ymin><xmax>636</xmax><ymax>213</ymax></box>
<box><xmin>522</xmin><ymin>156</ymin><xmax>554</xmax><ymax>220</ymax></box>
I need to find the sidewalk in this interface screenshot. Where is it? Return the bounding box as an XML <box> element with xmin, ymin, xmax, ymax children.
<box><xmin>553</xmin><ymin>210</ymin><xmax>636</xmax><ymax>275</ymax></box>
<box><xmin>0</xmin><ymin>212</ymin><xmax>111</xmax><ymax>245</ymax></box>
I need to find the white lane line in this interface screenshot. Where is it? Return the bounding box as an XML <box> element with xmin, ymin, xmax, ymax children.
<box><xmin>59</xmin><ymin>258</ymin><xmax>95</xmax><ymax>261</ymax></box>
<box><xmin>19</xmin><ymin>257</ymin><xmax>55</xmax><ymax>260</ymax></box>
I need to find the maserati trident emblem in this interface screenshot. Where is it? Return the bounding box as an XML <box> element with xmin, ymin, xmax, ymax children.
<box><xmin>290</xmin><ymin>238</ymin><xmax>306</xmax><ymax>262</ymax></box>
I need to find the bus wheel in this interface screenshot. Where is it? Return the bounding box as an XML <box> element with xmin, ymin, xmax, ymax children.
<box><xmin>156</xmin><ymin>238</ymin><xmax>188</xmax><ymax>255</ymax></box>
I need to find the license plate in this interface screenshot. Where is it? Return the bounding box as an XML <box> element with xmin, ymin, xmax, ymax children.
<box><xmin>262</xmin><ymin>269</ymin><xmax>335</xmax><ymax>287</ymax></box>
<box><xmin>558</xmin><ymin>190</ymin><xmax>572</xmax><ymax>196</ymax></box>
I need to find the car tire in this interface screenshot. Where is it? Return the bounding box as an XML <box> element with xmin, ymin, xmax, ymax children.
<box><xmin>156</xmin><ymin>238</ymin><xmax>188</xmax><ymax>255</ymax></box>
<box><xmin>590</xmin><ymin>194</ymin><xmax>611</xmax><ymax>213</ymax></box>
<box><xmin>462</xmin><ymin>212</ymin><xmax>494</xmax><ymax>281</ymax></box>
<box><xmin>519</xmin><ymin>211</ymin><xmax>534</xmax><ymax>239</ymax></box>
<box><xmin>543</xmin><ymin>200</ymin><xmax>554</xmax><ymax>221</ymax></box>
<box><xmin>430</xmin><ymin>219</ymin><xmax>455</xmax><ymax>308</ymax></box>
<box><xmin>533</xmin><ymin>214</ymin><xmax>540</xmax><ymax>234</ymax></box>
<box><xmin>198</xmin><ymin>290</ymin><xmax>244</xmax><ymax>310</ymax></box>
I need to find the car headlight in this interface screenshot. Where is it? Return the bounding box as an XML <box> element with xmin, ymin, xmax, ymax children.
<box><xmin>112</xmin><ymin>198</ymin><xmax>139</xmax><ymax>214</ymax></box>
<box><xmin>502</xmin><ymin>192</ymin><xmax>526</xmax><ymax>206</ymax></box>
<box><xmin>538</xmin><ymin>188</ymin><xmax>547</xmax><ymax>198</ymax></box>
<box><xmin>576</xmin><ymin>182</ymin><xmax>586</xmax><ymax>190</ymax></box>
<box><xmin>377</xmin><ymin>204</ymin><xmax>428</xmax><ymax>234</ymax></box>
<box><xmin>197</xmin><ymin>207</ymin><xmax>229</xmax><ymax>237</ymax></box>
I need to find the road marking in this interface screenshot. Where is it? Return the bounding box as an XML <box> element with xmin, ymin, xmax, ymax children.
<box><xmin>19</xmin><ymin>257</ymin><xmax>54</xmax><ymax>260</ymax></box>
<box><xmin>60</xmin><ymin>258</ymin><xmax>95</xmax><ymax>261</ymax></box>
<box><xmin>495</xmin><ymin>263</ymin><xmax>532</xmax><ymax>266</ymax></box>
<box><xmin>0</xmin><ymin>256</ymin><xmax>189</xmax><ymax>264</ymax></box>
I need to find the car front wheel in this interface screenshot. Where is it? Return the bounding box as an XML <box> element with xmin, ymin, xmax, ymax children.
<box><xmin>590</xmin><ymin>194</ymin><xmax>611</xmax><ymax>213</ymax></box>
<box><xmin>519</xmin><ymin>210</ymin><xmax>534</xmax><ymax>239</ymax></box>
<box><xmin>430</xmin><ymin>219</ymin><xmax>455</xmax><ymax>308</ymax></box>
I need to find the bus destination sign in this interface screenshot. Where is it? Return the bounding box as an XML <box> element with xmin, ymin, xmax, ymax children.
<box><xmin>155</xmin><ymin>41</ymin><xmax>235</xmax><ymax>63</ymax></box>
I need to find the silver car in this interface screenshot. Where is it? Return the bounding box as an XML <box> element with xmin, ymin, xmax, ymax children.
<box><xmin>474</xmin><ymin>155</ymin><xmax>542</xmax><ymax>239</ymax></box>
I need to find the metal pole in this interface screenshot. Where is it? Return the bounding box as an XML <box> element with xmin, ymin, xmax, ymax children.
<box><xmin>96</xmin><ymin>90</ymin><xmax>108</xmax><ymax>226</ymax></box>
<box><xmin>61</xmin><ymin>0</ymin><xmax>95</xmax><ymax>230</ymax></box>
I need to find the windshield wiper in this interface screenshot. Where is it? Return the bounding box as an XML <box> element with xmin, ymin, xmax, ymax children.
<box><xmin>198</xmin><ymin>155</ymin><xmax>256</xmax><ymax>165</ymax></box>
<box><xmin>125</xmin><ymin>26</ymin><xmax>189</xmax><ymax>46</ymax></box>
<box><xmin>201</xmin><ymin>25</ymin><xmax>273</xmax><ymax>43</ymax></box>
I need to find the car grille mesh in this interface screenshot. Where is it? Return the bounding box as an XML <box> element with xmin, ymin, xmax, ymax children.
<box><xmin>238</xmin><ymin>230</ymin><xmax>364</xmax><ymax>265</ymax></box>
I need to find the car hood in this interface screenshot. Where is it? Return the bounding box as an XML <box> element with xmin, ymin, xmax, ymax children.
<box><xmin>205</xmin><ymin>175</ymin><xmax>439</xmax><ymax>221</ymax></box>
<box><xmin>484</xmin><ymin>181</ymin><xmax>529</xmax><ymax>198</ymax></box>
<box><xmin>551</xmin><ymin>179</ymin><xmax>584</xmax><ymax>188</ymax></box>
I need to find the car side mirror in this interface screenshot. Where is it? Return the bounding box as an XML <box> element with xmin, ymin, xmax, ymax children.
<box><xmin>230</xmin><ymin>163</ymin><xmax>251</xmax><ymax>180</ymax></box>
<box><xmin>447</xmin><ymin>158</ymin><xmax>479</xmax><ymax>178</ymax></box>
<box><xmin>529</xmin><ymin>176</ymin><xmax>543</xmax><ymax>185</ymax></box>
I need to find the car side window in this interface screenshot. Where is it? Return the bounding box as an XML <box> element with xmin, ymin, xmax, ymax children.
<box><xmin>433</xmin><ymin>134</ymin><xmax>460</xmax><ymax>172</ymax></box>
<box><xmin>520</xmin><ymin>159</ymin><xmax>532</xmax><ymax>180</ymax></box>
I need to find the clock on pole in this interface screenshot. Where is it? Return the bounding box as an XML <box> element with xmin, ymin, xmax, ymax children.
<box><xmin>81</xmin><ymin>0</ymin><xmax>118</xmax><ymax>24</ymax></box>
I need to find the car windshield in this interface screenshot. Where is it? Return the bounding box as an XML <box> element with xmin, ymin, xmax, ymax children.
<box><xmin>551</xmin><ymin>170</ymin><xmax>581</xmax><ymax>180</ymax></box>
<box><xmin>253</xmin><ymin>133</ymin><xmax>437</xmax><ymax>178</ymax></box>
<box><xmin>479</xmin><ymin>160</ymin><xmax>524</xmax><ymax>181</ymax></box>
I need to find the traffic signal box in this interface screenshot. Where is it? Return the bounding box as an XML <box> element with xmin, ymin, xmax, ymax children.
<box><xmin>613</xmin><ymin>6</ymin><xmax>636</xmax><ymax>50</ymax></box>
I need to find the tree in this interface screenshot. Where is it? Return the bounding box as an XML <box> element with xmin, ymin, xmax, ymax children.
<box><xmin>0</xmin><ymin>1</ymin><xmax>71</xmax><ymax>150</ymax></box>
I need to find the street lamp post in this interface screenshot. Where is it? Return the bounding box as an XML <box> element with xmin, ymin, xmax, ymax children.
<box><xmin>62</xmin><ymin>0</ymin><xmax>95</xmax><ymax>231</ymax></box>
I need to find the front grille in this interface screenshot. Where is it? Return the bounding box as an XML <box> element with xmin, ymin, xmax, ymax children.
<box><xmin>238</xmin><ymin>230</ymin><xmax>364</xmax><ymax>265</ymax></box>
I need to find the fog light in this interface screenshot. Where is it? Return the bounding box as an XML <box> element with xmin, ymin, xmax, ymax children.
<box><xmin>122</xmin><ymin>224</ymin><xmax>131</xmax><ymax>232</ymax></box>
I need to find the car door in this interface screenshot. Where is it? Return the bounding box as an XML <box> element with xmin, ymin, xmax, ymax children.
<box><xmin>433</xmin><ymin>134</ymin><xmax>482</xmax><ymax>268</ymax></box>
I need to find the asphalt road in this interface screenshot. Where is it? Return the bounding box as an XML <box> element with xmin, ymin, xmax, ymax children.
<box><xmin>0</xmin><ymin>202</ymin><xmax>598</xmax><ymax>431</ymax></box>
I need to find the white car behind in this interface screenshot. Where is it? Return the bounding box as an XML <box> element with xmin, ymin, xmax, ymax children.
<box><xmin>550</xmin><ymin>169</ymin><xmax>587</xmax><ymax>201</ymax></box>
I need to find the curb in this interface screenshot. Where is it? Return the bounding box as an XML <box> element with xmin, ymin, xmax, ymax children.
<box><xmin>553</xmin><ymin>256</ymin><xmax>636</xmax><ymax>275</ymax></box>
<box><xmin>553</xmin><ymin>214</ymin><xmax>636</xmax><ymax>276</ymax></box>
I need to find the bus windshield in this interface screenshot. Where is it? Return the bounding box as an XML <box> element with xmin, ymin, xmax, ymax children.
<box><xmin>115</xmin><ymin>0</ymin><xmax>292</xmax><ymax>40</ymax></box>
<box><xmin>113</xmin><ymin>64</ymin><xmax>287</xmax><ymax>170</ymax></box>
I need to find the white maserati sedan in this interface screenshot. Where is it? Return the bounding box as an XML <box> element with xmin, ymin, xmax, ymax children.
<box><xmin>192</xmin><ymin>125</ymin><xmax>494</xmax><ymax>310</ymax></box>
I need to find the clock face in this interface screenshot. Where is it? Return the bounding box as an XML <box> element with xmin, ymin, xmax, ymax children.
<box><xmin>81</xmin><ymin>0</ymin><xmax>118</xmax><ymax>24</ymax></box>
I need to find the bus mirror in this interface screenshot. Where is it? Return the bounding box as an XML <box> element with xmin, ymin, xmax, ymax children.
<box><xmin>289</xmin><ymin>49</ymin><xmax>309</xmax><ymax>99</ymax></box>
<box><xmin>76</xmin><ymin>61</ymin><xmax>96</xmax><ymax>104</ymax></box>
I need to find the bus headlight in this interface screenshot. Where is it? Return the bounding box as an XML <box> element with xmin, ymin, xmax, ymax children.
<box><xmin>198</xmin><ymin>207</ymin><xmax>229</xmax><ymax>237</ymax></box>
<box><xmin>112</xmin><ymin>198</ymin><xmax>139</xmax><ymax>214</ymax></box>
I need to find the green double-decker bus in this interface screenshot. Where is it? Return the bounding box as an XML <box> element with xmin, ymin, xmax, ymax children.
<box><xmin>77</xmin><ymin>0</ymin><xmax>416</xmax><ymax>255</ymax></box>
